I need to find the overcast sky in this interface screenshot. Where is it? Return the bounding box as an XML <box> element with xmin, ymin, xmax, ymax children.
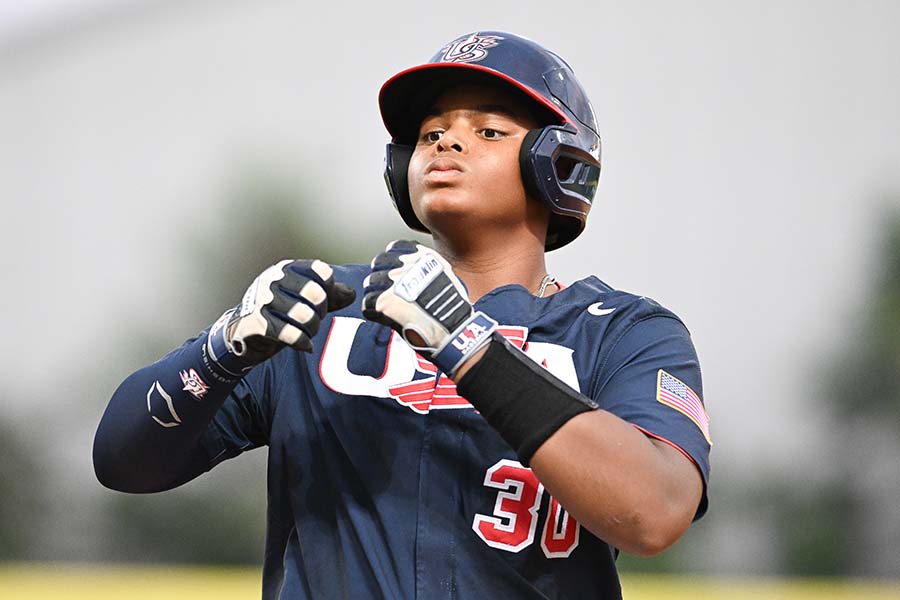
<box><xmin>0</xmin><ymin>0</ymin><xmax>113</xmax><ymax>38</ymax></box>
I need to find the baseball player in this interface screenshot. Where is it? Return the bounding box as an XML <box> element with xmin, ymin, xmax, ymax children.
<box><xmin>94</xmin><ymin>31</ymin><xmax>711</xmax><ymax>599</ymax></box>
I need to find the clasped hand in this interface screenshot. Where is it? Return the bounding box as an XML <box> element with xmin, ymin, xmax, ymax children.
<box><xmin>215</xmin><ymin>242</ymin><xmax>495</xmax><ymax>378</ymax></box>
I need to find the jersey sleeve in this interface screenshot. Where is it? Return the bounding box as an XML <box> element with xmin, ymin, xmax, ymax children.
<box><xmin>589</xmin><ymin>315</ymin><xmax>711</xmax><ymax>519</ymax></box>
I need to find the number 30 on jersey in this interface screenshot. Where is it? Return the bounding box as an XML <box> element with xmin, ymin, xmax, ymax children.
<box><xmin>473</xmin><ymin>459</ymin><xmax>580</xmax><ymax>558</ymax></box>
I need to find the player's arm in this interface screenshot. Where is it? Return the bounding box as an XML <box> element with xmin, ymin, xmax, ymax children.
<box><xmin>93</xmin><ymin>259</ymin><xmax>355</xmax><ymax>493</ymax></box>
<box><xmin>527</xmin><ymin>408</ymin><xmax>701</xmax><ymax>556</ymax></box>
<box><xmin>455</xmin><ymin>339</ymin><xmax>703</xmax><ymax>556</ymax></box>
<box><xmin>361</xmin><ymin>241</ymin><xmax>705</xmax><ymax>556</ymax></box>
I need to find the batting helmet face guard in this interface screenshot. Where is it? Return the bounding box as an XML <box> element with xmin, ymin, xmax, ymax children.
<box><xmin>379</xmin><ymin>31</ymin><xmax>602</xmax><ymax>251</ymax></box>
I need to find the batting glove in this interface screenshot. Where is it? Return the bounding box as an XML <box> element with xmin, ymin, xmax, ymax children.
<box><xmin>205</xmin><ymin>259</ymin><xmax>355</xmax><ymax>379</ymax></box>
<box><xmin>362</xmin><ymin>240</ymin><xmax>497</xmax><ymax>377</ymax></box>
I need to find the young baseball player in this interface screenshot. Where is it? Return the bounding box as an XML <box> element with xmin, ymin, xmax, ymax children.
<box><xmin>94</xmin><ymin>31</ymin><xmax>710</xmax><ymax>599</ymax></box>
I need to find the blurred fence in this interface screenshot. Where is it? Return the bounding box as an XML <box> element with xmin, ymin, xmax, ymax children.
<box><xmin>1</xmin><ymin>564</ymin><xmax>898</xmax><ymax>599</ymax></box>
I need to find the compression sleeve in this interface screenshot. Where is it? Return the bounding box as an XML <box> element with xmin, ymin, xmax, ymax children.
<box><xmin>93</xmin><ymin>331</ymin><xmax>262</xmax><ymax>493</ymax></box>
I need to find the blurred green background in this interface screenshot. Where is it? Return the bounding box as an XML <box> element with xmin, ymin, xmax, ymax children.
<box><xmin>1</xmin><ymin>0</ymin><xmax>898</xmax><ymax>597</ymax></box>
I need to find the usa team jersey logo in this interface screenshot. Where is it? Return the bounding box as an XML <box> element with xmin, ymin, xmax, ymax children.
<box><xmin>656</xmin><ymin>370</ymin><xmax>711</xmax><ymax>445</ymax></box>
<box><xmin>439</xmin><ymin>33</ymin><xmax>503</xmax><ymax>63</ymax></box>
<box><xmin>319</xmin><ymin>317</ymin><xmax>581</xmax><ymax>414</ymax></box>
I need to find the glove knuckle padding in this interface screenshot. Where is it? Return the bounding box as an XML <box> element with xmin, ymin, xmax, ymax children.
<box><xmin>276</xmin><ymin>322</ymin><xmax>304</xmax><ymax>346</ymax></box>
<box><xmin>277</xmin><ymin>280</ymin><xmax>326</xmax><ymax>333</ymax></box>
<box><xmin>236</xmin><ymin>260</ymin><xmax>317</xmax><ymax>341</ymax></box>
<box><xmin>264</xmin><ymin>310</ymin><xmax>309</xmax><ymax>350</ymax></box>
<box><xmin>361</xmin><ymin>290</ymin><xmax>379</xmax><ymax>311</ymax></box>
<box><xmin>371</xmin><ymin>253</ymin><xmax>403</xmax><ymax>271</ymax></box>
<box><xmin>299</xmin><ymin>279</ymin><xmax>328</xmax><ymax>310</ymax></box>
<box><xmin>287</xmin><ymin>258</ymin><xmax>356</xmax><ymax>314</ymax></box>
<box><xmin>286</xmin><ymin>258</ymin><xmax>331</xmax><ymax>280</ymax></box>
<box><xmin>220</xmin><ymin>257</ymin><xmax>350</xmax><ymax>366</ymax></box>
<box><xmin>286</xmin><ymin>301</ymin><xmax>317</xmax><ymax>327</ymax></box>
<box><xmin>364</xmin><ymin>270</ymin><xmax>393</xmax><ymax>290</ymax></box>
<box><xmin>308</xmin><ymin>259</ymin><xmax>333</xmax><ymax>281</ymax></box>
<box><xmin>386</xmin><ymin>239</ymin><xmax>419</xmax><ymax>253</ymax></box>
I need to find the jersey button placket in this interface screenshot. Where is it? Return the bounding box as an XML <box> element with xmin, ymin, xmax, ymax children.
<box><xmin>413</xmin><ymin>370</ymin><xmax>460</xmax><ymax>599</ymax></box>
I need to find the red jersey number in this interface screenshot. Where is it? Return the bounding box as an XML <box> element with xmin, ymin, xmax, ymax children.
<box><xmin>472</xmin><ymin>459</ymin><xmax>580</xmax><ymax>558</ymax></box>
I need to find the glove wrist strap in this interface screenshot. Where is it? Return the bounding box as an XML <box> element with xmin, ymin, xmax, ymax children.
<box><xmin>204</xmin><ymin>308</ymin><xmax>254</xmax><ymax>381</ymax></box>
<box><xmin>432</xmin><ymin>311</ymin><xmax>498</xmax><ymax>378</ymax></box>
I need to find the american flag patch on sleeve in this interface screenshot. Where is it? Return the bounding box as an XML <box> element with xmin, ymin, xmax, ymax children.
<box><xmin>656</xmin><ymin>370</ymin><xmax>712</xmax><ymax>445</ymax></box>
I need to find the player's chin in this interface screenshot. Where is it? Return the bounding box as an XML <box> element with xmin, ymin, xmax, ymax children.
<box><xmin>413</xmin><ymin>188</ymin><xmax>480</xmax><ymax>226</ymax></box>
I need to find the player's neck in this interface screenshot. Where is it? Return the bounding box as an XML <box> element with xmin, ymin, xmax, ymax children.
<box><xmin>431</xmin><ymin>230</ymin><xmax>554</xmax><ymax>302</ymax></box>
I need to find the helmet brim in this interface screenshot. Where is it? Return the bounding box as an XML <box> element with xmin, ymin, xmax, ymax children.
<box><xmin>379</xmin><ymin>63</ymin><xmax>569</xmax><ymax>144</ymax></box>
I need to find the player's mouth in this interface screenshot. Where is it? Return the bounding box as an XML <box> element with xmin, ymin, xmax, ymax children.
<box><xmin>424</xmin><ymin>158</ymin><xmax>465</xmax><ymax>178</ymax></box>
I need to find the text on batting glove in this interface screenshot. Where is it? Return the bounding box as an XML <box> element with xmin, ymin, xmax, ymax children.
<box><xmin>361</xmin><ymin>240</ymin><xmax>497</xmax><ymax>377</ymax></box>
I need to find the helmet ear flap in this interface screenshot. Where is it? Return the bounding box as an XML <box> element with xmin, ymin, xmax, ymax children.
<box><xmin>384</xmin><ymin>143</ymin><xmax>429</xmax><ymax>233</ymax></box>
<box><xmin>521</xmin><ymin>127</ymin><xmax>573</xmax><ymax>250</ymax></box>
<box><xmin>519</xmin><ymin>128</ymin><xmax>545</xmax><ymax>206</ymax></box>
<box><xmin>519</xmin><ymin>126</ymin><xmax>601</xmax><ymax>250</ymax></box>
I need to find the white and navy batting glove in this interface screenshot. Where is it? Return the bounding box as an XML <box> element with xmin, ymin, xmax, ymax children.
<box><xmin>362</xmin><ymin>240</ymin><xmax>497</xmax><ymax>378</ymax></box>
<box><xmin>205</xmin><ymin>259</ymin><xmax>355</xmax><ymax>379</ymax></box>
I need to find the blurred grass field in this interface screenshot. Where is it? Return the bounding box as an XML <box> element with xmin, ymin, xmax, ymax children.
<box><xmin>0</xmin><ymin>564</ymin><xmax>898</xmax><ymax>599</ymax></box>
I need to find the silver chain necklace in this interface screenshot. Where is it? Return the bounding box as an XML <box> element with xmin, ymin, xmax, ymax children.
<box><xmin>536</xmin><ymin>274</ymin><xmax>558</xmax><ymax>298</ymax></box>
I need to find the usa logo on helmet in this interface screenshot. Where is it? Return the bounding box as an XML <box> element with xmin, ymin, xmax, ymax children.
<box><xmin>439</xmin><ymin>33</ymin><xmax>503</xmax><ymax>63</ymax></box>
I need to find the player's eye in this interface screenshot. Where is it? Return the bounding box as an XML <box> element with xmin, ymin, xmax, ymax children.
<box><xmin>421</xmin><ymin>130</ymin><xmax>443</xmax><ymax>143</ymax></box>
<box><xmin>480</xmin><ymin>128</ymin><xmax>504</xmax><ymax>139</ymax></box>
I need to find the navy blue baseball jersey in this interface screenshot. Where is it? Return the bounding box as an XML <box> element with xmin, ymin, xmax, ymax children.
<box><xmin>106</xmin><ymin>264</ymin><xmax>710</xmax><ymax>599</ymax></box>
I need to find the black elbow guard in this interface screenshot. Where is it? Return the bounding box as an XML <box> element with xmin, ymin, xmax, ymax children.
<box><xmin>456</xmin><ymin>333</ymin><xmax>597</xmax><ymax>464</ymax></box>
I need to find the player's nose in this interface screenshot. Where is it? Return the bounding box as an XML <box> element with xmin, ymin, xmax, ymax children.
<box><xmin>436</xmin><ymin>126</ymin><xmax>465</xmax><ymax>153</ymax></box>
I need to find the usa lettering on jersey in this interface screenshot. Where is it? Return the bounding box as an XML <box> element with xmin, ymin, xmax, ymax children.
<box><xmin>319</xmin><ymin>316</ymin><xmax>580</xmax><ymax>413</ymax></box>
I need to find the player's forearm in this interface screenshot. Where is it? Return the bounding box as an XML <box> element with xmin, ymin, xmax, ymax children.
<box><xmin>93</xmin><ymin>334</ymin><xmax>239</xmax><ymax>493</ymax></box>
<box><xmin>455</xmin><ymin>340</ymin><xmax>702</xmax><ymax>556</ymax></box>
<box><xmin>95</xmin><ymin>260</ymin><xmax>352</xmax><ymax>493</ymax></box>
<box><xmin>528</xmin><ymin>410</ymin><xmax>702</xmax><ymax>556</ymax></box>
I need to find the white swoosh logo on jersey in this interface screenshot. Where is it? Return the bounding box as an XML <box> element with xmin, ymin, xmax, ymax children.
<box><xmin>587</xmin><ymin>302</ymin><xmax>616</xmax><ymax>316</ymax></box>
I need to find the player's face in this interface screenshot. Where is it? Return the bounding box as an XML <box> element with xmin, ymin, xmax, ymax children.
<box><xmin>407</xmin><ymin>83</ymin><xmax>543</xmax><ymax>234</ymax></box>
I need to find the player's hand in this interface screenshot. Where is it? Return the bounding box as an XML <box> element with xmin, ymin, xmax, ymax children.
<box><xmin>207</xmin><ymin>259</ymin><xmax>356</xmax><ymax>377</ymax></box>
<box><xmin>362</xmin><ymin>240</ymin><xmax>497</xmax><ymax>377</ymax></box>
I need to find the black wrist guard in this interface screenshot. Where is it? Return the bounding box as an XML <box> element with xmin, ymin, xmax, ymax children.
<box><xmin>456</xmin><ymin>333</ymin><xmax>598</xmax><ymax>464</ymax></box>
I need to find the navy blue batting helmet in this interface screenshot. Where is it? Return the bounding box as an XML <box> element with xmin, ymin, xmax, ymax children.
<box><xmin>379</xmin><ymin>31</ymin><xmax>602</xmax><ymax>251</ymax></box>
